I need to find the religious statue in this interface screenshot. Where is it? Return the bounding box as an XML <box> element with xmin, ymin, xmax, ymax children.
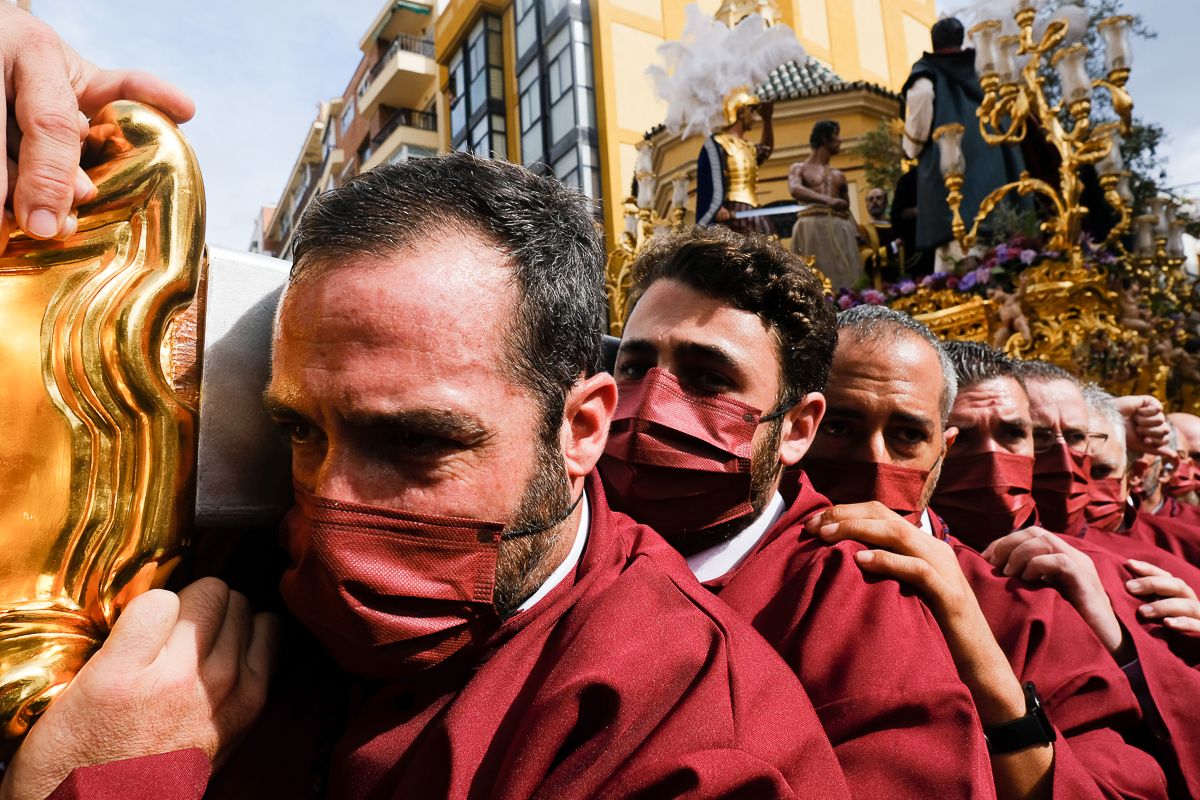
<box><xmin>900</xmin><ymin>17</ymin><xmax>1024</xmax><ymax>268</ymax></box>
<box><xmin>789</xmin><ymin>120</ymin><xmax>863</xmax><ymax>289</ymax></box>
<box><xmin>647</xmin><ymin>3</ymin><xmax>804</xmax><ymax>233</ymax></box>
<box><xmin>988</xmin><ymin>285</ymin><xmax>1032</xmax><ymax>350</ymax></box>
<box><xmin>695</xmin><ymin>88</ymin><xmax>775</xmax><ymax>235</ymax></box>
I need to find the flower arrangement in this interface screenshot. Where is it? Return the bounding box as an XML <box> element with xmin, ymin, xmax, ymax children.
<box><xmin>829</xmin><ymin>235</ymin><xmax>1119</xmax><ymax>309</ymax></box>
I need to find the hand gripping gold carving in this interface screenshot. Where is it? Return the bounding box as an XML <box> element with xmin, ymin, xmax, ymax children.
<box><xmin>0</xmin><ymin>101</ymin><xmax>204</xmax><ymax>748</ymax></box>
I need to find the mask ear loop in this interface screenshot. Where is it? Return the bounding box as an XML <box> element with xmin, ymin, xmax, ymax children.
<box><xmin>502</xmin><ymin>491</ymin><xmax>585</xmax><ymax>540</ymax></box>
<box><xmin>760</xmin><ymin>396</ymin><xmax>799</xmax><ymax>423</ymax></box>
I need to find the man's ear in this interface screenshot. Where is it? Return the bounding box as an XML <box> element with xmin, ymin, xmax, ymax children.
<box><xmin>942</xmin><ymin>425</ymin><xmax>959</xmax><ymax>456</ymax></box>
<box><xmin>778</xmin><ymin>392</ymin><xmax>826</xmax><ymax>467</ymax></box>
<box><xmin>561</xmin><ymin>371</ymin><xmax>618</xmax><ymax>483</ymax></box>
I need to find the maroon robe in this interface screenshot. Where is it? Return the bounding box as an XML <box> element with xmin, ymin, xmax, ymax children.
<box><xmin>1152</xmin><ymin>497</ymin><xmax>1200</xmax><ymax>527</ymax></box>
<box><xmin>1064</xmin><ymin>529</ymin><xmax>1200</xmax><ymax>797</ymax></box>
<box><xmin>929</xmin><ymin>515</ymin><xmax>1168</xmax><ymax>799</ymax></box>
<box><xmin>49</xmin><ymin>476</ymin><xmax>851</xmax><ymax>800</ymax></box>
<box><xmin>1127</xmin><ymin>509</ymin><xmax>1200</xmax><ymax>567</ymax></box>
<box><xmin>704</xmin><ymin>474</ymin><xmax>995</xmax><ymax>799</ymax></box>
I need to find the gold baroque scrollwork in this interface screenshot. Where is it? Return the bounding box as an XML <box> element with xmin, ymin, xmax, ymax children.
<box><xmin>0</xmin><ymin>101</ymin><xmax>204</xmax><ymax>746</ymax></box>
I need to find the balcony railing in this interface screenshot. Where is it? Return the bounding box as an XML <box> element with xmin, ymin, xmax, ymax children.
<box><xmin>360</xmin><ymin>34</ymin><xmax>436</xmax><ymax>96</ymax></box>
<box><xmin>373</xmin><ymin>107</ymin><xmax>437</xmax><ymax>146</ymax></box>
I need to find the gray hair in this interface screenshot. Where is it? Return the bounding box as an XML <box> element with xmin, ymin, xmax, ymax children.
<box><xmin>1012</xmin><ymin>358</ymin><xmax>1077</xmax><ymax>386</ymax></box>
<box><xmin>836</xmin><ymin>305</ymin><xmax>958</xmax><ymax>424</ymax></box>
<box><xmin>1082</xmin><ymin>383</ymin><xmax>1127</xmax><ymax>474</ymax></box>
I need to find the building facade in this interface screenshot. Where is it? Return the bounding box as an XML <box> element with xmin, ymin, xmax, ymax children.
<box><xmin>260</xmin><ymin>0</ymin><xmax>935</xmax><ymax>253</ymax></box>
<box><xmin>258</xmin><ymin>0</ymin><xmax>440</xmax><ymax>257</ymax></box>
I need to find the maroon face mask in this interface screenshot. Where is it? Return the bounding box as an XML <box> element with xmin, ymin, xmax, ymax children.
<box><xmin>930</xmin><ymin>451</ymin><xmax>1038</xmax><ymax>548</ymax></box>
<box><xmin>599</xmin><ymin>368</ymin><xmax>787</xmax><ymax>539</ymax></box>
<box><xmin>1032</xmin><ymin>443</ymin><xmax>1091</xmax><ymax>535</ymax></box>
<box><xmin>1165</xmin><ymin>460</ymin><xmax>1200</xmax><ymax>498</ymax></box>
<box><xmin>280</xmin><ymin>485</ymin><xmax>577</xmax><ymax>680</ymax></box>
<box><xmin>1085</xmin><ymin>476</ymin><xmax>1127</xmax><ymax>532</ymax></box>
<box><xmin>803</xmin><ymin>457</ymin><xmax>930</xmax><ymax>521</ymax></box>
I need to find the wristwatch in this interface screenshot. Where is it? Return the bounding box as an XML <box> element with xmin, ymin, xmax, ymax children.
<box><xmin>984</xmin><ymin>682</ymin><xmax>1057</xmax><ymax>755</ymax></box>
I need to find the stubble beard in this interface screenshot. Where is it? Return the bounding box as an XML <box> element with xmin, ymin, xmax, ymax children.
<box><xmin>493</xmin><ymin>426</ymin><xmax>574</xmax><ymax>618</ymax></box>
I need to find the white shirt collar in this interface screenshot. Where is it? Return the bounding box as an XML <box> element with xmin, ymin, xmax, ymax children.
<box><xmin>686</xmin><ymin>492</ymin><xmax>786</xmax><ymax>583</ymax></box>
<box><xmin>516</xmin><ymin>494</ymin><xmax>590</xmax><ymax>613</ymax></box>
<box><xmin>917</xmin><ymin>508</ymin><xmax>933</xmax><ymax>535</ymax></box>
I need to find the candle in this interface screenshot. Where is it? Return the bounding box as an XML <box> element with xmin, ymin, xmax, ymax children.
<box><xmin>996</xmin><ymin>35</ymin><xmax>1022</xmax><ymax>85</ymax></box>
<box><xmin>1146</xmin><ymin>197</ymin><xmax>1170</xmax><ymax>239</ymax></box>
<box><xmin>1167</xmin><ymin>220</ymin><xmax>1186</xmax><ymax>259</ymax></box>
<box><xmin>636</xmin><ymin>175</ymin><xmax>657</xmax><ymax>209</ymax></box>
<box><xmin>1116</xmin><ymin>175</ymin><xmax>1134</xmax><ymax>207</ymax></box>
<box><xmin>634</xmin><ymin>141</ymin><xmax>654</xmax><ymax>177</ymax></box>
<box><xmin>1051</xmin><ymin>43</ymin><xmax>1091</xmax><ymax>105</ymax></box>
<box><xmin>1098</xmin><ymin>15</ymin><xmax>1134</xmax><ymax>73</ymax></box>
<box><xmin>933</xmin><ymin>123</ymin><xmax>966</xmax><ymax>177</ymax></box>
<box><xmin>1096</xmin><ymin>130</ymin><xmax>1124</xmax><ymax>178</ymax></box>
<box><xmin>1133</xmin><ymin>215</ymin><xmax>1157</xmax><ymax>257</ymax></box>
<box><xmin>969</xmin><ymin>20</ymin><xmax>1002</xmax><ymax>78</ymax></box>
<box><xmin>671</xmin><ymin>177</ymin><xmax>689</xmax><ymax>210</ymax></box>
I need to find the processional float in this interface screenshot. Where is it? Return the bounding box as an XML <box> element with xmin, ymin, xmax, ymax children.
<box><xmin>0</xmin><ymin>102</ymin><xmax>292</xmax><ymax>752</ymax></box>
<box><xmin>609</xmin><ymin>4</ymin><xmax>1198</xmax><ymax>413</ymax></box>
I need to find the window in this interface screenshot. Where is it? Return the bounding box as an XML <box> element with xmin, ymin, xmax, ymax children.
<box><xmin>513</xmin><ymin>1</ymin><xmax>600</xmax><ymax>199</ymax></box>
<box><xmin>448</xmin><ymin>14</ymin><xmax>507</xmax><ymax>158</ymax></box>
<box><xmin>340</xmin><ymin>102</ymin><xmax>355</xmax><ymax>137</ymax></box>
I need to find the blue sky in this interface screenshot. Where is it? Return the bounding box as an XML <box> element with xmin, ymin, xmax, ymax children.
<box><xmin>29</xmin><ymin>0</ymin><xmax>1200</xmax><ymax>250</ymax></box>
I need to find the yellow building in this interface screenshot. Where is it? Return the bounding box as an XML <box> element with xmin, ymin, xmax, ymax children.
<box><xmin>264</xmin><ymin>0</ymin><xmax>936</xmax><ymax>253</ymax></box>
<box><xmin>434</xmin><ymin>0</ymin><xmax>936</xmax><ymax>246</ymax></box>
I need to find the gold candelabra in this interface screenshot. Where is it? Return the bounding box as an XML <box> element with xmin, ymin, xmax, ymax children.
<box><xmin>604</xmin><ymin>140</ymin><xmax>688</xmax><ymax>334</ymax></box>
<box><xmin>1131</xmin><ymin>196</ymin><xmax>1193</xmax><ymax>306</ymax></box>
<box><xmin>932</xmin><ymin>10</ymin><xmax>1137</xmax><ymax>267</ymax></box>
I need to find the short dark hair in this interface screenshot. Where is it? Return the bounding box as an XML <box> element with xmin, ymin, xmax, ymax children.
<box><xmin>810</xmin><ymin>120</ymin><xmax>840</xmax><ymax>150</ymax></box>
<box><xmin>931</xmin><ymin>17</ymin><xmax>965</xmax><ymax>52</ymax></box>
<box><xmin>943</xmin><ymin>340</ymin><xmax>1025</xmax><ymax>390</ymax></box>
<box><xmin>628</xmin><ymin>226</ymin><xmax>836</xmax><ymax>404</ymax></box>
<box><xmin>1012</xmin><ymin>358</ymin><xmax>1077</xmax><ymax>386</ymax></box>
<box><xmin>290</xmin><ymin>152</ymin><xmax>606</xmax><ymax>432</ymax></box>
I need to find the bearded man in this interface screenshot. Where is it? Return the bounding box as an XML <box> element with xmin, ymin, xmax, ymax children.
<box><xmin>600</xmin><ymin>226</ymin><xmax>1008</xmax><ymax>799</ymax></box>
<box><xmin>2</xmin><ymin>155</ymin><xmax>854</xmax><ymax>800</ymax></box>
<box><xmin>800</xmin><ymin>312</ymin><xmax>1169</xmax><ymax>800</ymax></box>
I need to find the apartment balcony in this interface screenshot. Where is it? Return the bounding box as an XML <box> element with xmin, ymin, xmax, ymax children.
<box><xmin>360</xmin><ymin>107</ymin><xmax>439</xmax><ymax>172</ymax></box>
<box><xmin>357</xmin><ymin>33</ymin><xmax>437</xmax><ymax>118</ymax></box>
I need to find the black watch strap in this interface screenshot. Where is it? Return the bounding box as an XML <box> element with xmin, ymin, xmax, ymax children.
<box><xmin>984</xmin><ymin>682</ymin><xmax>1057</xmax><ymax>756</ymax></box>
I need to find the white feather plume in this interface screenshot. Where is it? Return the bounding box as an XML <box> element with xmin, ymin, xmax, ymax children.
<box><xmin>647</xmin><ymin>4</ymin><xmax>806</xmax><ymax>140</ymax></box>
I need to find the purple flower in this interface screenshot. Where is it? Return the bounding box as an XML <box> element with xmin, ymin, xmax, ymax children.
<box><xmin>972</xmin><ymin>265</ymin><xmax>993</xmax><ymax>283</ymax></box>
<box><xmin>837</xmin><ymin>294</ymin><xmax>856</xmax><ymax>310</ymax></box>
<box><xmin>898</xmin><ymin>280</ymin><xmax>917</xmax><ymax>295</ymax></box>
<box><xmin>862</xmin><ymin>289</ymin><xmax>887</xmax><ymax>305</ymax></box>
<box><xmin>960</xmin><ymin>272</ymin><xmax>979</xmax><ymax>290</ymax></box>
<box><xmin>1019</xmin><ymin>249</ymin><xmax>1038</xmax><ymax>265</ymax></box>
<box><xmin>994</xmin><ymin>243</ymin><xmax>1010</xmax><ymax>262</ymax></box>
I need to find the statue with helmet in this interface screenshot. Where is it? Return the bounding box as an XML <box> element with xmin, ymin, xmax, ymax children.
<box><xmin>646</xmin><ymin>5</ymin><xmax>804</xmax><ymax>236</ymax></box>
<box><xmin>694</xmin><ymin>87</ymin><xmax>775</xmax><ymax>235</ymax></box>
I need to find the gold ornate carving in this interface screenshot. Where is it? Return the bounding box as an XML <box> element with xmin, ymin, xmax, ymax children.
<box><xmin>0</xmin><ymin>101</ymin><xmax>204</xmax><ymax>746</ymax></box>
